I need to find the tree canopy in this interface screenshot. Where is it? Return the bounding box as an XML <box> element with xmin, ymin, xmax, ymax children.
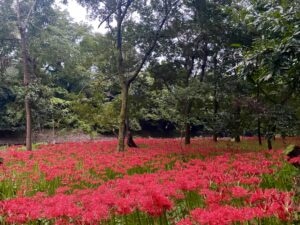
<box><xmin>0</xmin><ymin>0</ymin><xmax>299</xmax><ymax>150</ymax></box>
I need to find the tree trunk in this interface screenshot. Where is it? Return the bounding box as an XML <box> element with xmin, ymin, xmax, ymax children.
<box><xmin>212</xmin><ymin>55</ymin><xmax>218</xmax><ymax>142</ymax></box>
<box><xmin>272</xmin><ymin>126</ymin><xmax>276</xmax><ymax>141</ymax></box>
<box><xmin>116</xmin><ymin>1</ymin><xmax>126</xmax><ymax>152</ymax></box>
<box><xmin>127</xmin><ymin>131</ymin><xmax>138</xmax><ymax>147</ymax></box>
<box><xmin>184</xmin><ymin>101</ymin><xmax>192</xmax><ymax>145</ymax></box>
<box><xmin>185</xmin><ymin>122</ymin><xmax>191</xmax><ymax>145</ymax></box>
<box><xmin>19</xmin><ymin>25</ymin><xmax>32</xmax><ymax>151</ymax></box>
<box><xmin>117</xmin><ymin>82</ymin><xmax>129</xmax><ymax>152</ymax></box>
<box><xmin>114</xmin><ymin>0</ymin><xmax>174</xmax><ymax>151</ymax></box>
<box><xmin>212</xmin><ymin>93</ymin><xmax>219</xmax><ymax>142</ymax></box>
<box><xmin>25</xmin><ymin>96</ymin><xmax>32</xmax><ymax>150</ymax></box>
<box><xmin>125</xmin><ymin>116</ymin><xmax>137</xmax><ymax>148</ymax></box>
<box><xmin>267</xmin><ymin>138</ymin><xmax>272</xmax><ymax>150</ymax></box>
<box><xmin>213</xmin><ymin>97</ymin><xmax>219</xmax><ymax>142</ymax></box>
<box><xmin>234</xmin><ymin>104</ymin><xmax>241</xmax><ymax>143</ymax></box>
<box><xmin>281</xmin><ymin>132</ymin><xmax>286</xmax><ymax>144</ymax></box>
<box><xmin>200</xmin><ymin>43</ymin><xmax>208</xmax><ymax>82</ymax></box>
<box><xmin>256</xmin><ymin>84</ymin><xmax>262</xmax><ymax>145</ymax></box>
<box><xmin>257</xmin><ymin>118</ymin><xmax>262</xmax><ymax>145</ymax></box>
<box><xmin>213</xmin><ymin>133</ymin><xmax>218</xmax><ymax>142</ymax></box>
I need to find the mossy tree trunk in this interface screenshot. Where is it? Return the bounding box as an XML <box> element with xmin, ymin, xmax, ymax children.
<box><xmin>117</xmin><ymin>82</ymin><xmax>129</xmax><ymax>152</ymax></box>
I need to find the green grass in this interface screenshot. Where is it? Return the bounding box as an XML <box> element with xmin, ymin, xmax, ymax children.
<box><xmin>260</xmin><ymin>163</ymin><xmax>300</xmax><ymax>191</ymax></box>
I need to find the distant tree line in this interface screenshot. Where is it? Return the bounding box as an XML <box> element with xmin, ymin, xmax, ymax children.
<box><xmin>0</xmin><ymin>0</ymin><xmax>299</xmax><ymax>151</ymax></box>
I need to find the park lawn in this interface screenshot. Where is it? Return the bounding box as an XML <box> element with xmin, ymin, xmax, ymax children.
<box><xmin>0</xmin><ymin>137</ymin><xmax>299</xmax><ymax>225</ymax></box>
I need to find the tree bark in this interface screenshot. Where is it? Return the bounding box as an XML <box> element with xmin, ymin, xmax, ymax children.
<box><xmin>200</xmin><ymin>42</ymin><xmax>208</xmax><ymax>82</ymax></box>
<box><xmin>235</xmin><ymin>135</ymin><xmax>241</xmax><ymax>142</ymax></box>
<box><xmin>257</xmin><ymin>118</ymin><xmax>262</xmax><ymax>145</ymax></box>
<box><xmin>18</xmin><ymin>21</ymin><xmax>32</xmax><ymax>151</ymax></box>
<box><xmin>213</xmin><ymin>133</ymin><xmax>218</xmax><ymax>142</ymax></box>
<box><xmin>127</xmin><ymin>131</ymin><xmax>138</xmax><ymax>147</ymax></box>
<box><xmin>116</xmin><ymin>0</ymin><xmax>126</xmax><ymax>152</ymax></box>
<box><xmin>185</xmin><ymin>122</ymin><xmax>191</xmax><ymax>145</ymax></box>
<box><xmin>25</xmin><ymin>95</ymin><xmax>32</xmax><ymax>150</ymax></box>
<box><xmin>117</xmin><ymin>82</ymin><xmax>129</xmax><ymax>152</ymax></box>
<box><xmin>257</xmin><ymin>84</ymin><xmax>262</xmax><ymax>145</ymax></box>
<box><xmin>213</xmin><ymin>96</ymin><xmax>219</xmax><ymax>142</ymax></box>
<box><xmin>212</xmin><ymin>55</ymin><xmax>218</xmax><ymax>142</ymax></box>
<box><xmin>267</xmin><ymin>138</ymin><xmax>272</xmax><ymax>150</ymax></box>
<box><xmin>125</xmin><ymin>116</ymin><xmax>137</xmax><ymax>147</ymax></box>
<box><xmin>184</xmin><ymin>100</ymin><xmax>192</xmax><ymax>145</ymax></box>
<box><xmin>234</xmin><ymin>104</ymin><xmax>241</xmax><ymax>143</ymax></box>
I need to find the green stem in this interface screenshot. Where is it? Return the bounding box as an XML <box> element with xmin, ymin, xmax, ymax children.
<box><xmin>136</xmin><ymin>210</ymin><xmax>142</xmax><ymax>225</ymax></box>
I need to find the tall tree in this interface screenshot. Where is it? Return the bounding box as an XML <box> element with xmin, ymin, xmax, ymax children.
<box><xmin>12</xmin><ymin>0</ymin><xmax>39</xmax><ymax>150</ymax></box>
<box><xmin>73</xmin><ymin>0</ymin><xmax>180</xmax><ymax>151</ymax></box>
<box><xmin>240</xmin><ymin>0</ymin><xmax>300</xmax><ymax>148</ymax></box>
<box><xmin>12</xmin><ymin>0</ymin><xmax>57</xmax><ymax>150</ymax></box>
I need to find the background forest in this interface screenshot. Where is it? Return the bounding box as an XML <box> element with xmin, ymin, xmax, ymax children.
<box><xmin>0</xmin><ymin>0</ymin><xmax>299</xmax><ymax>151</ymax></box>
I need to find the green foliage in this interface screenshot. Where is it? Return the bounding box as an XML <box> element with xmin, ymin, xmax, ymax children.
<box><xmin>0</xmin><ymin>0</ymin><xmax>299</xmax><ymax>138</ymax></box>
<box><xmin>284</xmin><ymin>145</ymin><xmax>295</xmax><ymax>155</ymax></box>
<box><xmin>260</xmin><ymin>162</ymin><xmax>299</xmax><ymax>191</ymax></box>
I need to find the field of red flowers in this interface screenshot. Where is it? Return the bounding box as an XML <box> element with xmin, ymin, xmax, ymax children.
<box><xmin>0</xmin><ymin>138</ymin><xmax>299</xmax><ymax>225</ymax></box>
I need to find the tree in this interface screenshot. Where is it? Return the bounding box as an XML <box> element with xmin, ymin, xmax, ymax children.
<box><xmin>0</xmin><ymin>0</ymin><xmax>56</xmax><ymax>150</ymax></box>
<box><xmin>1</xmin><ymin>2</ymin><xmax>96</xmax><ymax>145</ymax></box>
<box><xmin>73</xmin><ymin>0</ymin><xmax>180</xmax><ymax>151</ymax></box>
<box><xmin>240</xmin><ymin>0</ymin><xmax>300</xmax><ymax>148</ymax></box>
<box><xmin>14</xmin><ymin>0</ymin><xmax>36</xmax><ymax>150</ymax></box>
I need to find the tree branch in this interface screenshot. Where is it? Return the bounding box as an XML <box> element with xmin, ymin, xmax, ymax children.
<box><xmin>162</xmin><ymin>77</ymin><xmax>181</xmax><ymax>102</ymax></box>
<box><xmin>24</xmin><ymin>0</ymin><xmax>37</xmax><ymax>27</ymax></box>
<box><xmin>120</xmin><ymin>0</ymin><xmax>133</xmax><ymax>23</ymax></box>
<box><xmin>0</xmin><ymin>38</ymin><xmax>20</xmax><ymax>42</ymax></box>
<box><xmin>127</xmin><ymin>0</ymin><xmax>179</xmax><ymax>84</ymax></box>
<box><xmin>98</xmin><ymin>1</ymin><xmax>132</xmax><ymax>28</ymax></box>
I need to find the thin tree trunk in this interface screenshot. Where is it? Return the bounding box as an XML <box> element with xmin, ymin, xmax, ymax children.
<box><xmin>256</xmin><ymin>84</ymin><xmax>262</xmax><ymax>145</ymax></box>
<box><xmin>267</xmin><ymin>138</ymin><xmax>272</xmax><ymax>150</ymax></box>
<box><xmin>213</xmin><ymin>95</ymin><xmax>218</xmax><ymax>142</ymax></box>
<box><xmin>200</xmin><ymin>43</ymin><xmax>208</xmax><ymax>82</ymax></box>
<box><xmin>281</xmin><ymin>132</ymin><xmax>286</xmax><ymax>144</ymax></box>
<box><xmin>19</xmin><ymin>23</ymin><xmax>32</xmax><ymax>151</ymax></box>
<box><xmin>184</xmin><ymin>100</ymin><xmax>192</xmax><ymax>145</ymax></box>
<box><xmin>52</xmin><ymin>116</ymin><xmax>56</xmax><ymax>144</ymax></box>
<box><xmin>117</xmin><ymin>82</ymin><xmax>129</xmax><ymax>152</ymax></box>
<box><xmin>213</xmin><ymin>97</ymin><xmax>218</xmax><ymax>142</ymax></box>
<box><xmin>258</xmin><ymin>119</ymin><xmax>262</xmax><ymax>145</ymax></box>
<box><xmin>212</xmin><ymin>55</ymin><xmax>218</xmax><ymax>142</ymax></box>
<box><xmin>213</xmin><ymin>95</ymin><xmax>219</xmax><ymax>142</ymax></box>
<box><xmin>116</xmin><ymin>1</ymin><xmax>126</xmax><ymax>152</ymax></box>
<box><xmin>272</xmin><ymin>125</ymin><xmax>276</xmax><ymax>141</ymax></box>
<box><xmin>25</xmin><ymin>96</ymin><xmax>32</xmax><ymax>150</ymax></box>
<box><xmin>234</xmin><ymin>104</ymin><xmax>241</xmax><ymax>143</ymax></box>
<box><xmin>213</xmin><ymin>133</ymin><xmax>218</xmax><ymax>142</ymax></box>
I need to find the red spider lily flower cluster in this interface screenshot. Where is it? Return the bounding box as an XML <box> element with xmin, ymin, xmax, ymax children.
<box><xmin>0</xmin><ymin>138</ymin><xmax>297</xmax><ymax>224</ymax></box>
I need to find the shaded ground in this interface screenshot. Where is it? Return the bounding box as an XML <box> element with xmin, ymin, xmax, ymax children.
<box><xmin>0</xmin><ymin>130</ymin><xmax>115</xmax><ymax>145</ymax></box>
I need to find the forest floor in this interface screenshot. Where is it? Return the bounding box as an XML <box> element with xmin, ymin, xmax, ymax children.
<box><xmin>0</xmin><ymin>137</ymin><xmax>299</xmax><ymax>224</ymax></box>
<box><xmin>0</xmin><ymin>129</ymin><xmax>114</xmax><ymax>146</ymax></box>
